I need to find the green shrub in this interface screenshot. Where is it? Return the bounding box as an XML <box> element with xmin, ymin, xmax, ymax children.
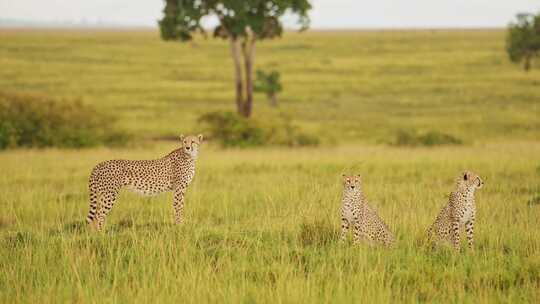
<box><xmin>392</xmin><ymin>130</ymin><xmax>463</xmax><ymax>147</ymax></box>
<box><xmin>197</xmin><ymin>111</ymin><xmax>265</xmax><ymax>148</ymax></box>
<box><xmin>198</xmin><ymin>111</ymin><xmax>319</xmax><ymax>148</ymax></box>
<box><xmin>254</xmin><ymin>69</ymin><xmax>283</xmax><ymax>107</ymax></box>
<box><xmin>0</xmin><ymin>91</ymin><xmax>129</xmax><ymax>149</ymax></box>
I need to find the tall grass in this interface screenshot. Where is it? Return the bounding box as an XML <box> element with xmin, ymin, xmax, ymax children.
<box><xmin>0</xmin><ymin>28</ymin><xmax>539</xmax><ymax>302</ymax></box>
<box><xmin>1</xmin><ymin>142</ymin><xmax>539</xmax><ymax>302</ymax></box>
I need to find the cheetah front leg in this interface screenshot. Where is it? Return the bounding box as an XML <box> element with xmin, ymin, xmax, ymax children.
<box><xmin>340</xmin><ymin>217</ymin><xmax>350</xmax><ymax>242</ymax></box>
<box><xmin>451</xmin><ymin>220</ymin><xmax>461</xmax><ymax>251</ymax></box>
<box><xmin>172</xmin><ymin>188</ymin><xmax>186</xmax><ymax>224</ymax></box>
<box><xmin>352</xmin><ymin>223</ymin><xmax>362</xmax><ymax>244</ymax></box>
<box><xmin>465</xmin><ymin>217</ymin><xmax>475</xmax><ymax>250</ymax></box>
<box><xmin>426</xmin><ymin>226</ymin><xmax>434</xmax><ymax>244</ymax></box>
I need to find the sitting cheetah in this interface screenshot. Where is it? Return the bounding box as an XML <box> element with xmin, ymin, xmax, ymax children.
<box><xmin>426</xmin><ymin>171</ymin><xmax>484</xmax><ymax>250</ymax></box>
<box><xmin>340</xmin><ymin>174</ymin><xmax>394</xmax><ymax>247</ymax></box>
<box><xmin>86</xmin><ymin>134</ymin><xmax>203</xmax><ymax>231</ymax></box>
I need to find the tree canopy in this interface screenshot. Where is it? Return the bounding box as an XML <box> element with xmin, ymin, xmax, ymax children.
<box><xmin>159</xmin><ymin>0</ymin><xmax>311</xmax><ymax>42</ymax></box>
<box><xmin>506</xmin><ymin>12</ymin><xmax>540</xmax><ymax>71</ymax></box>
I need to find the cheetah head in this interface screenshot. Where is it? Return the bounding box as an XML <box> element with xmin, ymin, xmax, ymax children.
<box><xmin>342</xmin><ymin>174</ymin><xmax>361</xmax><ymax>193</ymax></box>
<box><xmin>180</xmin><ymin>134</ymin><xmax>203</xmax><ymax>158</ymax></box>
<box><xmin>461</xmin><ymin>170</ymin><xmax>484</xmax><ymax>189</ymax></box>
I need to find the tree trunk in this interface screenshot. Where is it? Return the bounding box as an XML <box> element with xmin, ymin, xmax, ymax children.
<box><xmin>228</xmin><ymin>29</ymin><xmax>256</xmax><ymax>118</ymax></box>
<box><xmin>242</xmin><ymin>39</ymin><xmax>256</xmax><ymax>118</ymax></box>
<box><xmin>524</xmin><ymin>54</ymin><xmax>531</xmax><ymax>72</ymax></box>
<box><xmin>230</xmin><ymin>37</ymin><xmax>244</xmax><ymax>115</ymax></box>
<box><xmin>269</xmin><ymin>93</ymin><xmax>278</xmax><ymax>107</ymax></box>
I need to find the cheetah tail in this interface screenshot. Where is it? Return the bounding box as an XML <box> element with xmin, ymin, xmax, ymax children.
<box><xmin>86</xmin><ymin>174</ymin><xmax>99</xmax><ymax>224</ymax></box>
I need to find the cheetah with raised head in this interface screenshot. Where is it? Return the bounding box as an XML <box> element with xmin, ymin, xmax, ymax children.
<box><xmin>340</xmin><ymin>174</ymin><xmax>394</xmax><ymax>247</ymax></box>
<box><xmin>426</xmin><ymin>170</ymin><xmax>484</xmax><ymax>250</ymax></box>
<box><xmin>86</xmin><ymin>134</ymin><xmax>203</xmax><ymax>231</ymax></box>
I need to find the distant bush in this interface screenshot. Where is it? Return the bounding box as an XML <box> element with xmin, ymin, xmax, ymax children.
<box><xmin>392</xmin><ymin>130</ymin><xmax>463</xmax><ymax>147</ymax></box>
<box><xmin>198</xmin><ymin>111</ymin><xmax>319</xmax><ymax>148</ymax></box>
<box><xmin>0</xmin><ymin>91</ymin><xmax>129</xmax><ymax>149</ymax></box>
<box><xmin>197</xmin><ymin>111</ymin><xmax>265</xmax><ymax>148</ymax></box>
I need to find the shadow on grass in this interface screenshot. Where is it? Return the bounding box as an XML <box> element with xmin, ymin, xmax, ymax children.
<box><xmin>45</xmin><ymin>221</ymin><xmax>86</xmax><ymax>236</ymax></box>
<box><xmin>106</xmin><ymin>219</ymin><xmax>171</xmax><ymax>233</ymax></box>
<box><xmin>194</xmin><ymin>231</ymin><xmax>251</xmax><ymax>251</ymax></box>
<box><xmin>49</xmin><ymin>219</ymin><xmax>171</xmax><ymax>235</ymax></box>
<box><xmin>298</xmin><ymin>220</ymin><xmax>339</xmax><ymax>247</ymax></box>
<box><xmin>63</xmin><ymin>221</ymin><xmax>87</xmax><ymax>233</ymax></box>
<box><xmin>2</xmin><ymin>231</ymin><xmax>36</xmax><ymax>248</ymax></box>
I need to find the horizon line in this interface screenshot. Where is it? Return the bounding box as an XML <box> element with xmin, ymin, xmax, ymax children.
<box><xmin>0</xmin><ymin>25</ymin><xmax>506</xmax><ymax>31</ymax></box>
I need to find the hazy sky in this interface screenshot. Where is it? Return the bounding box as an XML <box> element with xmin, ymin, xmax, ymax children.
<box><xmin>1</xmin><ymin>0</ymin><xmax>539</xmax><ymax>28</ymax></box>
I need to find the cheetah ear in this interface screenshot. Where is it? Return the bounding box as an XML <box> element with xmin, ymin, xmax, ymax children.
<box><xmin>197</xmin><ymin>134</ymin><xmax>204</xmax><ymax>143</ymax></box>
<box><xmin>356</xmin><ymin>174</ymin><xmax>361</xmax><ymax>181</ymax></box>
<box><xmin>341</xmin><ymin>174</ymin><xmax>347</xmax><ymax>180</ymax></box>
<box><xmin>463</xmin><ymin>172</ymin><xmax>468</xmax><ymax>181</ymax></box>
<box><xmin>179</xmin><ymin>134</ymin><xmax>185</xmax><ymax>142</ymax></box>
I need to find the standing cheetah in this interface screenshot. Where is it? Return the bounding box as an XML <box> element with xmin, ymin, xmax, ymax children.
<box><xmin>86</xmin><ymin>134</ymin><xmax>203</xmax><ymax>231</ymax></box>
<box><xmin>426</xmin><ymin>171</ymin><xmax>484</xmax><ymax>250</ymax></box>
<box><xmin>340</xmin><ymin>174</ymin><xmax>394</xmax><ymax>247</ymax></box>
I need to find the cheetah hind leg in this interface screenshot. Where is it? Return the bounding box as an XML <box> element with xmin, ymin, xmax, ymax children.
<box><xmin>95</xmin><ymin>190</ymin><xmax>118</xmax><ymax>231</ymax></box>
<box><xmin>89</xmin><ymin>204</ymin><xmax>101</xmax><ymax>231</ymax></box>
<box><xmin>465</xmin><ymin>219</ymin><xmax>475</xmax><ymax>250</ymax></box>
<box><xmin>353</xmin><ymin>225</ymin><xmax>374</xmax><ymax>247</ymax></box>
<box><xmin>358</xmin><ymin>235</ymin><xmax>375</xmax><ymax>247</ymax></box>
<box><xmin>425</xmin><ymin>226</ymin><xmax>436</xmax><ymax>249</ymax></box>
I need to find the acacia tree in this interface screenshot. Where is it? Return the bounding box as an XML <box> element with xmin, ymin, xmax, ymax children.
<box><xmin>254</xmin><ymin>69</ymin><xmax>282</xmax><ymax>107</ymax></box>
<box><xmin>507</xmin><ymin>12</ymin><xmax>540</xmax><ymax>72</ymax></box>
<box><xmin>159</xmin><ymin>0</ymin><xmax>311</xmax><ymax>118</ymax></box>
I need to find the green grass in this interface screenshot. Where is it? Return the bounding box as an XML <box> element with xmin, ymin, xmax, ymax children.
<box><xmin>1</xmin><ymin>29</ymin><xmax>540</xmax><ymax>302</ymax></box>
<box><xmin>1</xmin><ymin>143</ymin><xmax>539</xmax><ymax>302</ymax></box>
<box><xmin>0</xmin><ymin>29</ymin><xmax>539</xmax><ymax>143</ymax></box>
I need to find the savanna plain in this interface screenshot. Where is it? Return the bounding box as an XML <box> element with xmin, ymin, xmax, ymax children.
<box><xmin>0</xmin><ymin>29</ymin><xmax>539</xmax><ymax>303</ymax></box>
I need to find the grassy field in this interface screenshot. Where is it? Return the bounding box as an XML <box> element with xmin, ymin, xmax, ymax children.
<box><xmin>1</xmin><ymin>29</ymin><xmax>540</xmax><ymax>303</ymax></box>
<box><xmin>1</xmin><ymin>29</ymin><xmax>539</xmax><ymax>142</ymax></box>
